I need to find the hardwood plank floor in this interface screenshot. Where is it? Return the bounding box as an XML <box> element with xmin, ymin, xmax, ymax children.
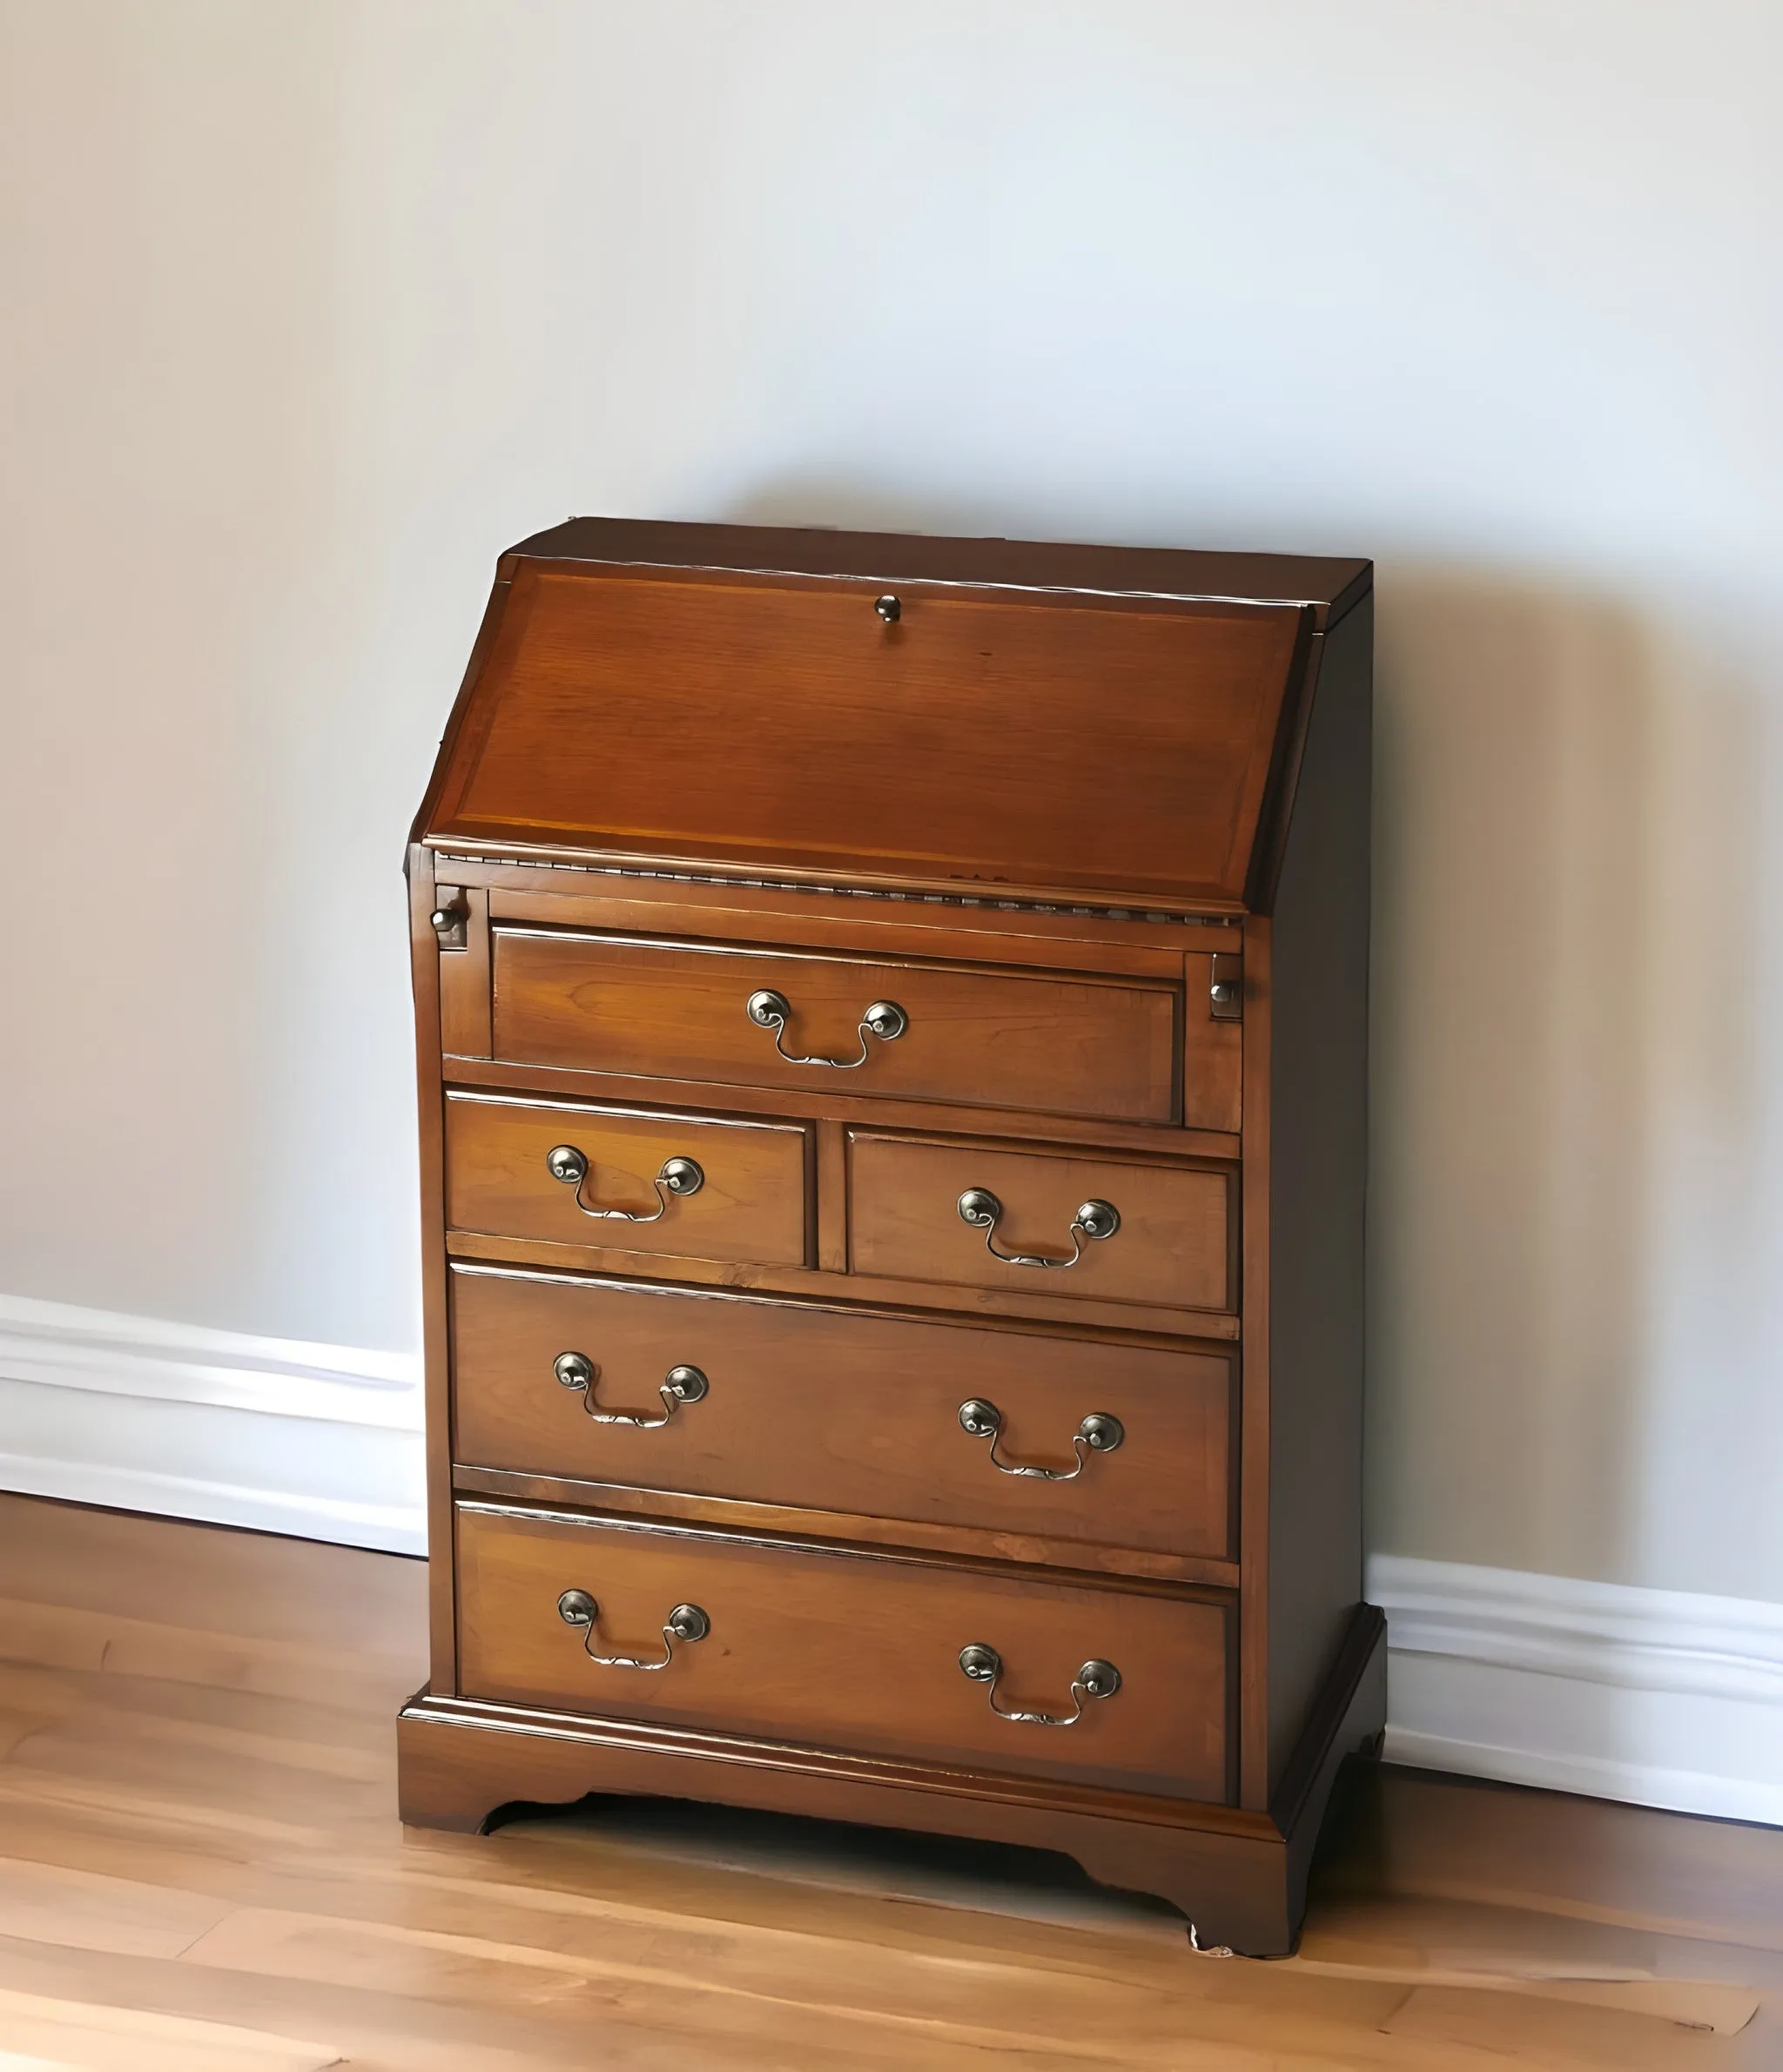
<box><xmin>0</xmin><ymin>1493</ymin><xmax>1775</xmax><ymax>2069</ymax></box>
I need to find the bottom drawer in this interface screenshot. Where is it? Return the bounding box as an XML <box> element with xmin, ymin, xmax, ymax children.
<box><xmin>456</xmin><ymin>1504</ymin><xmax>1231</xmax><ymax>1801</ymax></box>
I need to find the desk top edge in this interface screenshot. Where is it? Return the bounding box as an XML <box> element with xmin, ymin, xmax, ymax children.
<box><xmin>505</xmin><ymin>517</ymin><xmax>1373</xmax><ymax>629</ymax></box>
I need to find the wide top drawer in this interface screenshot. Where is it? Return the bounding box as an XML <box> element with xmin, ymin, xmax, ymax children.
<box><xmin>418</xmin><ymin>554</ymin><xmax>1311</xmax><ymax>908</ymax></box>
<box><xmin>490</xmin><ymin>928</ymin><xmax>1181</xmax><ymax>1125</ymax></box>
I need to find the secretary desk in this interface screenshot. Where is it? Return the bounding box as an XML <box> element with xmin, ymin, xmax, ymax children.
<box><xmin>395</xmin><ymin>517</ymin><xmax>1383</xmax><ymax>1954</ymax></box>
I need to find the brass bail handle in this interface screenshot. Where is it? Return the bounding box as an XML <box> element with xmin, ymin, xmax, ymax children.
<box><xmin>957</xmin><ymin>1397</ymin><xmax>1124</xmax><ymax>1481</ymax></box>
<box><xmin>556</xmin><ymin>1590</ymin><xmax>710</xmax><ymax>1671</ymax></box>
<box><xmin>553</xmin><ymin>1352</ymin><xmax>709</xmax><ymax>1428</ymax></box>
<box><xmin>958</xmin><ymin>1644</ymin><xmax>1121</xmax><ymax>1726</ymax></box>
<box><xmin>745</xmin><ymin>988</ymin><xmax>908</xmax><ymax>1069</ymax></box>
<box><xmin>545</xmin><ymin>1144</ymin><xmax>703</xmax><ymax>1223</ymax></box>
<box><xmin>956</xmin><ymin>1189</ymin><xmax>1120</xmax><ymax>1269</ymax></box>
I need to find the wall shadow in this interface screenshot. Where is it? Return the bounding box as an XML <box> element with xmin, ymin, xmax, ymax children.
<box><xmin>715</xmin><ymin>474</ymin><xmax>1778</xmax><ymax>1617</ymax></box>
<box><xmin>1369</xmin><ymin>564</ymin><xmax>1771</xmax><ymax>1608</ymax></box>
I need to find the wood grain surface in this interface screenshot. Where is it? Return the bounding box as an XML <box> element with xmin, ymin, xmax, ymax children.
<box><xmin>1181</xmin><ymin>952</ymin><xmax>1242</xmax><ymax>1134</ymax></box>
<box><xmin>0</xmin><ymin>1494</ymin><xmax>1773</xmax><ymax>2071</ymax></box>
<box><xmin>426</xmin><ymin>564</ymin><xmax>1305</xmax><ymax>906</ymax></box>
<box><xmin>444</xmin><ymin>1091</ymin><xmax>810</xmax><ymax>1268</ymax></box>
<box><xmin>847</xmin><ymin>1131</ymin><xmax>1235</xmax><ymax>1312</ymax></box>
<box><xmin>448</xmin><ymin>1267</ymin><xmax>1235</xmax><ymax>1564</ymax></box>
<box><xmin>454</xmin><ymin>1504</ymin><xmax>1233</xmax><ymax>1801</ymax></box>
<box><xmin>499</xmin><ymin>515</ymin><xmax>1372</xmax><ymax>625</ymax></box>
<box><xmin>441</xmin><ymin>1224</ymin><xmax>1242</xmax><ymax>1342</ymax></box>
<box><xmin>407</xmin><ymin>523</ymin><xmax>1368</xmax><ymax>1926</ymax></box>
<box><xmin>478</xmin><ymin>871</ymin><xmax>1233</xmax><ymax>965</ymax></box>
<box><xmin>441</xmin><ymin>1048</ymin><xmax>1240</xmax><ymax>1164</ymax></box>
<box><xmin>407</xmin><ymin>845</ymin><xmax>459</xmax><ymax>1695</ymax></box>
<box><xmin>490</xmin><ymin>927</ymin><xmax>1182</xmax><ymax>1123</ymax></box>
<box><xmin>435</xmin><ymin>887</ymin><xmax>492</xmax><ymax>1060</ymax></box>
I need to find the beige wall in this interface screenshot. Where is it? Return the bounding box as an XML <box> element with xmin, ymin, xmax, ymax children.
<box><xmin>2</xmin><ymin>3</ymin><xmax>1779</xmax><ymax>1598</ymax></box>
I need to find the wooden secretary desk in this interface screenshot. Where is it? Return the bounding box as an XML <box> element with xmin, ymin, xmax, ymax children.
<box><xmin>396</xmin><ymin>517</ymin><xmax>1383</xmax><ymax>1955</ymax></box>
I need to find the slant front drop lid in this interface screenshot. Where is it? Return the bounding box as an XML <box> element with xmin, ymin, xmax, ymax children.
<box><xmin>400</xmin><ymin>516</ymin><xmax>1382</xmax><ymax>1956</ymax></box>
<box><xmin>418</xmin><ymin>520</ymin><xmax>1367</xmax><ymax>908</ymax></box>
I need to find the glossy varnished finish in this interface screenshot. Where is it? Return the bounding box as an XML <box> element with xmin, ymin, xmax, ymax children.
<box><xmin>435</xmin><ymin>883</ymin><xmax>493</xmax><ymax>1057</ymax></box>
<box><xmin>1263</xmin><ymin>593</ymin><xmax>1374</xmax><ymax>1793</ymax></box>
<box><xmin>443</xmin><ymin>1089</ymin><xmax>811</xmax><ymax>1268</ymax></box>
<box><xmin>426</xmin><ymin>562</ymin><xmax>1308</xmax><ymax>906</ymax></box>
<box><xmin>454</xmin><ymin>1504</ymin><xmax>1233</xmax><ymax>1801</ymax></box>
<box><xmin>501</xmin><ymin>514</ymin><xmax>1373</xmax><ymax>626</ymax></box>
<box><xmin>420</xmin><ymin>1599</ymin><xmax>1379</xmax><ymax>1953</ymax></box>
<box><xmin>477</xmin><ymin>866</ymin><xmax>1240</xmax><ymax>965</ymax></box>
<box><xmin>1182</xmin><ymin>950</ymin><xmax>1244</xmax><ymax>1134</ymax></box>
<box><xmin>449</xmin><ymin>1266</ymin><xmax>1236</xmax><ymax>1564</ymax></box>
<box><xmin>405</xmin><ymin>517</ymin><xmax>1380</xmax><ymax>1954</ymax></box>
<box><xmin>490</xmin><ymin>925</ymin><xmax>1184</xmax><ymax>1123</ymax></box>
<box><xmin>847</xmin><ymin>1129</ymin><xmax>1235</xmax><ymax>1313</ymax></box>
<box><xmin>12</xmin><ymin>1498</ymin><xmax>1771</xmax><ymax>2071</ymax></box>
<box><xmin>442</xmin><ymin>1222</ymin><xmax>1243</xmax><ymax>1341</ymax></box>
<box><xmin>443</xmin><ymin>1048</ymin><xmax>1240</xmax><ymax>1166</ymax></box>
<box><xmin>409</xmin><ymin>845</ymin><xmax>459</xmax><ymax>1689</ymax></box>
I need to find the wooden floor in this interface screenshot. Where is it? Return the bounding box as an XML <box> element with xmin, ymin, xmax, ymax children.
<box><xmin>0</xmin><ymin>1496</ymin><xmax>1776</xmax><ymax>2071</ymax></box>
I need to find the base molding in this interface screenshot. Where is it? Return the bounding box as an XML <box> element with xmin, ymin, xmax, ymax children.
<box><xmin>1370</xmin><ymin>1554</ymin><xmax>1783</xmax><ymax>1827</ymax></box>
<box><xmin>0</xmin><ymin>1292</ymin><xmax>425</xmax><ymax>1552</ymax></box>
<box><xmin>399</xmin><ymin>1604</ymin><xmax>1384</xmax><ymax>1955</ymax></box>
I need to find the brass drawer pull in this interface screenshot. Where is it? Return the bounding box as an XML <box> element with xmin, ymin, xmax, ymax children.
<box><xmin>545</xmin><ymin>1145</ymin><xmax>703</xmax><ymax>1223</ymax></box>
<box><xmin>556</xmin><ymin>1589</ymin><xmax>710</xmax><ymax>1670</ymax></box>
<box><xmin>957</xmin><ymin>1398</ymin><xmax>1124</xmax><ymax>1480</ymax></box>
<box><xmin>958</xmin><ymin>1644</ymin><xmax>1121</xmax><ymax>1726</ymax></box>
<box><xmin>956</xmin><ymin>1189</ymin><xmax>1120</xmax><ymax>1268</ymax></box>
<box><xmin>746</xmin><ymin>988</ymin><xmax>908</xmax><ymax>1069</ymax></box>
<box><xmin>554</xmin><ymin>1353</ymin><xmax>709</xmax><ymax>1428</ymax></box>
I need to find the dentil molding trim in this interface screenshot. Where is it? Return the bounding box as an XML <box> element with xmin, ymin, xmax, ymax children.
<box><xmin>1370</xmin><ymin>1552</ymin><xmax>1783</xmax><ymax>1828</ymax></box>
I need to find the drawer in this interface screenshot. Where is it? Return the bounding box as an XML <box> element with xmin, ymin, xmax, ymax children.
<box><xmin>490</xmin><ymin>929</ymin><xmax>1180</xmax><ymax>1125</ymax></box>
<box><xmin>426</xmin><ymin>563</ymin><xmax>1305</xmax><ymax>907</ymax></box>
<box><xmin>445</xmin><ymin>1093</ymin><xmax>809</xmax><ymax>1267</ymax></box>
<box><xmin>456</xmin><ymin>1504</ymin><xmax>1232</xmax><ymax>1800</ymax></box>
<box><xmin>451</xmin><ymin>1268</ymin><xmax>1234</xmax><ymax>1564</ymax></box>
<box><xmin>847</xmin><ymin>1132</ymin><xmax>1235</xmax><ymax>1314</ymax></box>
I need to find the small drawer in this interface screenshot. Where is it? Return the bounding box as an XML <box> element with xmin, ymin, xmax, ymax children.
<box><xmin>846</xmin><ymin>1132</ymin><xmax>1235</xmax><ymax>1314</ymax></box>
<box><xmin>451</xmin><ymin>1268</ymin><xmax>1234</xmax><ymax>1564</ymax></box>
<box><xmin>445</xmin><ymin>1093</ymin><xmax>809</xmax><ymax>1267</ymax></box>
<box><xmin>456</xmin><ymin>1504</ymin><xmax>1232</xmax><ymax>1801</ymax></box>
<box><xmin>489</xmin><ymin>929</ymin><xmax>1181</xmax><ymax>1125</ymax></box>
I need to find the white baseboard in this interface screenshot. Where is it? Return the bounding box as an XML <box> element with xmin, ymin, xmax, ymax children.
<box><xmin>0</xmin><ymin>1293</ymin><xmax>425</xmax><ymax>1554</ymax></box>
<box><xmin>0</xmin><ymin>1442</ymin><xmax>424</xmax><ymax>1553</ymax></box>
<box><xmin>1369</xmin><ymin>1553</ymin><xmax>1783</xmax><ymax>1828</ymax></box>
<box><xmin>0</xmin><ymin>1292</ymin><xmax>421</xmax><ymax>1428</ymax></box>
